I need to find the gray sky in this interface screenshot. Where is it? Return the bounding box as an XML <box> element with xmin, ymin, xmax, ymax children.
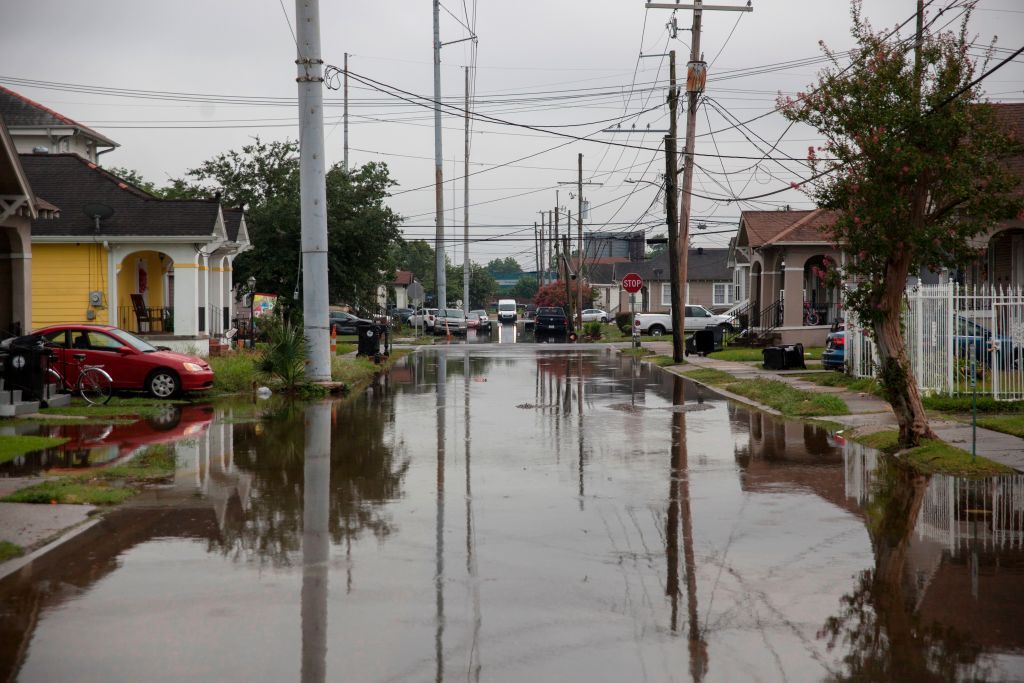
<box><xmin>2</xmin><ymin>0</ymin><xmax>1021</xmax><ymax>267</ymax></box>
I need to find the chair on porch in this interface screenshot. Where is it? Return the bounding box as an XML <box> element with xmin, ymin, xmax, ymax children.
<box><xmin>130</xmin><ymin>294</ymin><xmax>156</xmax><ymax>333</ymax></box>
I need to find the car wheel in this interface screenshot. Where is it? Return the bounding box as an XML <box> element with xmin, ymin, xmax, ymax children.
<box><xmin>649</xmin><ymin>325</ymin><xmax>665</xmax><ymax>337</ymax></box>
<box><xmin>147</xmin><ymin>369</ymin><xmax>180</xmax><ymax>399</ymax></box>
<box><xmin>601</xmin><ymin>317</ymin><xmax>608</xmax><ymax>323</ymax></box>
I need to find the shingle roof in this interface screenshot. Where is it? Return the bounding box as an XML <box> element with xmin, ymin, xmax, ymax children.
<box><xmin>20</xmin><ymin>154</ymin><xmax>221</xmax><ymax>238</ymax></box>
<box><xmin>606</xmin><ymin>249</ymin><xmax>729</xmax><ymax>282</ymax></box>
<box><xmin>586</xmin><ymin>262</ymin><xmax>615</xmax><ymax>284</ymax></box>
<box><xmin>0</xmin><ymin>86</ymin><xmax>118</xmax><ymax>148</ymax></box>
<box><xmin>392</xmin><ymin>270</ymin><xmax>414</xmax><ymax>286</ymax></box>
<box><xmin>222</xmin><ymin>208</ymin><xmax>244</xmax><ymax>242</ymax></box>
<box><xmin>738</xmin><ymin>209</ymin><xmax>838</xmax><ymax>247</ymax></box>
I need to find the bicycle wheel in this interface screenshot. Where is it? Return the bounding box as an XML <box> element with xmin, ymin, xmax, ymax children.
<box><xmin>78</xmin><ymin>368</ymin><xmax>113</xmax><ymax>405</ymax></box>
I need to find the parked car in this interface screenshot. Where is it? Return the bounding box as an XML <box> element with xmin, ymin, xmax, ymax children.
<box><xmin>469</xmin><ymin>310</ymin><xmax>491</xmax><ymax>332</ymax></box>
<box><xmin>408</xmin><ymin>308</ymin><xmax>438</xmax><ymax>331</ymax></box>
<box><xmin>822</xmin><ymin>330</ymin><xmax>846</xmax><ymax>370</ymax></box>
<box><xmin>535</xmin><ymin>306</ymin><xmax>569</xmax><ymax>335</ymax></box>
<box><xmin>391</xmin><ymin>307</ymin><xmax>415</xmax><ymax>324</ymax></box>
<box><xmin>952</xmin><ymin>316</ymin><xmax>1021</xmax><ymax>370</ymax></box>
<box><xmin>524</xmin><ymin>304</ymin><xmax>537</xmax><ymax>329</ymax></box>
<box><xmin>433</xmin><ymin>308</ymin><xmax>468</xmax><ymax>336</ymax></box>
<box><xmin>330</xmin><ymin>311</ymin><xmax>374</xmax><ymax>335</ymax></box>
<box><xmin>32</xmin><ymin>324</ymin><xmax>213</xmax><ymax>398</ymax></box>
<box><xmin>581</xmin><ymin>308</ymin><xmax>609</xmax><ymax>323</ymax></box>
<box><xmin>633</xmin><ymin>305</ymin><xmax>736</xmax><ymax>336</ymax></box>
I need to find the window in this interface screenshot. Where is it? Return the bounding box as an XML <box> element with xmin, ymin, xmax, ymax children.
<box><xmin>42</xmin><ymin>330</ymin><xmax>67</xmax><ymax>348</ymax></box>
<box><xmin>661</xmin><ymin>283</ymin><xmax>672</xmax><ymax>306</ymax></box>
<box><xmin>86</xmin><ymin>332</ymin><xmax>125</xmax><ymax>351</ymax></box>
<box><xmin>713</xmin><ymin>283</ymin><xmax>734</xmax><ymax>306</ymax></box>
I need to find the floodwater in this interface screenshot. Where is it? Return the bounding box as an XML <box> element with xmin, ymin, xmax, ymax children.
<box><xmin>1</xmin><ymin>347</ymin><xmax>1022</xmax><ymax>682</ymax></box>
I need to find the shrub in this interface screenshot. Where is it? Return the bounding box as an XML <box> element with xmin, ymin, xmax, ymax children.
<box><xmin>615</xmin><ymin>312</ymin><xmax>633</xmax><ymax>334</ymax></box>
<box><xmin>209</xmin><ymin>352</ymin><xmax>262</xmax><ymax>393</ymax></box>
<box><xmin>260</xmin><ymin>321</ymin><xmax>307</xmax><ymax>390</ymax></box>
<box><xmin>584</xmin><ymin>321</ymin><xmax>602</xmax><ymax>339</ymax></box>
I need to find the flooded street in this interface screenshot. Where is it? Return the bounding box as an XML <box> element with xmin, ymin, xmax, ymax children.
<box><xmin>2</xmin><ymin>347</ymin><xmax>1023</xmax><ymax>682</ymax></box>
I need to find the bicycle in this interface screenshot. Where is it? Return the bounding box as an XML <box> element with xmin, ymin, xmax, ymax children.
<box><xmin>46</xmin><ymin>349</ymin><xmax>114</xmax><ymax>405</ymax></box>
<box><xmin>803</xmin><ymin>302</ymin><xmax>821</xmax><ymax>326</ymax></box>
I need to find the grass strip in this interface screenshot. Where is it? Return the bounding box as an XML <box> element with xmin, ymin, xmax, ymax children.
<box><xmin>802</xmin><ymin>371</ymin><xmax>881</xmax><ymax>394</ymax></box>
<box><xmin>0</xmin><ymin>541</ymin><xmax>24</xmax><ymax>562</ymax></box>
<box><xmin>708</xmin><ymin>346</ymin><xmax>825</xmax><ymax>363</ymax></box>
<box><xmin>647</xmin><ymin>354</ymin><xmax>686</xmax><ymax>367</ymax></box>
<box><xmin>0</xmin><ymin>436</ymin><xmax>69</xmax><ymax>464</ymax></box>
<box><xmin>975</xmin><ymin>415</ymin><xmax>1024</xmax><ymax>438</ymax></box>
<box><xmin>40</xmin><ymin>396</ymin><xmax>188</xmax><ymax>418</ymax></box>
<box><xmin>726</xmin><ymin>378</ymin><xmax>849</xmax><ymax>417</ymax></box>
<box><xmin>680</xmin><ymin>367</ymin><xmax>736</xmax><ymax>385</ymax></box>
<box><xmin>2</xmin><ymin>479</ymin><xmax>135</xmax><ymax>505</ymax></box>
<box><xmin>922</xmin><ymin>395</ymin><xmax>1024</xmax><ymax>414</ymax></box>
<box><xmin>331</xmin><ymin>348</ymin><xmax>414</xmax><ymax>387</ymax></box>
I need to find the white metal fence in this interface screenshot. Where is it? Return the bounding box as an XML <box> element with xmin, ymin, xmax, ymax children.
<box><xmin>847</xmin><ymin>284</ymin><xmax>1024</xmax><ymax>400</ymax></box>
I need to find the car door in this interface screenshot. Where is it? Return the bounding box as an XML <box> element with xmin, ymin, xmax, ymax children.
<box><xmin>77</xmin><ymin>330</ymin><xmax>138</xmax><ymax>389</ymax></box>
<box><xmin>40</xmin><ymin>329</ymin><xmax>69</xmax><ymax>386</ymax></box>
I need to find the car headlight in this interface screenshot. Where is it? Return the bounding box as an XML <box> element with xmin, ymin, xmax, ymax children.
<box><xmin>183</xmin><ymin>362</ymin><xmax>204</xmax><ymax>373</ymax></box>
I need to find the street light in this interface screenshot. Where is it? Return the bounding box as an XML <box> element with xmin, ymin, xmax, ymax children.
<box><xmin>247</xmin><ymin>276</ymin><xmax>256</xmax><ymax>349</ymax></box>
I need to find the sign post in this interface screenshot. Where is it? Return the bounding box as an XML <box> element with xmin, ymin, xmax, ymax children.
<box><xmin>622</xmin><ymin>273</ymin><xmax>644</xmax><ymax>349</ymax></box>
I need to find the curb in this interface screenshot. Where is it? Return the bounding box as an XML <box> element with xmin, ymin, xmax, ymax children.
<box><xmin>0</xmin><ymin>514</ymin><xmax>104</xmax><ymax>583</ymax></box>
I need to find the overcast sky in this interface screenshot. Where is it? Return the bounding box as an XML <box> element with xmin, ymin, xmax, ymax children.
<box><xmin>2</xmin><ymin>0</ymin><xmax>1021</xmax><ymax>268</ymax></box>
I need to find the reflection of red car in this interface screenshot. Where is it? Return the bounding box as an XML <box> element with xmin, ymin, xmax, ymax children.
<box><xmin>45</xmin><ymin>405</ymin><xmax>214</xmax><ymax>472</ymax></box>
<box><xmin>34</xmin><ymin>324</ymin><xmax>214</xmax><ymax>398</ymax></box>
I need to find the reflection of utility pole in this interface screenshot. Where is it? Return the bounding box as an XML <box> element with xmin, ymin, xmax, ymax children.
<box><xmin>301</xmin><ymin>403</ymin><xmax>331</xmax><ymax>683</ymax></box>
<box><xmin>577</xmin><ymin>353</ymin><xmax>585</xmax><ymax>510</ymax></box>
<box><xmin>435</xmin><ymin>355</ymin><xmax>446</xmax><ymax>683</ymax></box>
<box><xmin>464</xmin><ymin>353</ymin><xmax>482</xmax><ymax>680</ymax></box>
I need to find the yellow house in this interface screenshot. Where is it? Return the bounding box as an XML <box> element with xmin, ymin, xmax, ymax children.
<box><xmin>20</xmin><ymin>154</ymin><xmax>250</xmax><ymax>355</ymax></box>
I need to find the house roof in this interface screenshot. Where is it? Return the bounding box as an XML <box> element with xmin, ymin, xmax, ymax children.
<box><xmin>0</xmin><ymin>86</ymin><xmax>118</xmax><ymax>149</ymax></box>
<box><xmin>586</xmin><ymin>262</ymin><xmax>615</xmax><ymax>284</ymax></box>
<box><xmin>222</xmin><ymin>208</ymin><xmax>245</xmax><ymax>242</ymax></box>
<box><xmin>0</xmin><ymin>117</ymin><xmax>57</xmax><ymax>220</ymax></box>
<box><xmin>737</xmin><ymin>209</ymin><xmax>838</xmax><ymax>247</ymax></box>
<box><xmin>392</xmin><ymin>270</ymin><xmax>414</xmax><ymax>286</ymax></box>
<box><xmin>20</xmin><ymin>154</ymin><xmax>222</xmax><ymax>239</ymax></box>
<box><xmin>606</xmin><ymin>248</ymin><xmax>732</xmax><ymax>283</ymax></box>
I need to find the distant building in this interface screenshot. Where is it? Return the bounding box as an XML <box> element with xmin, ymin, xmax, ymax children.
<box><xmin>582</xmin><ymin>230</ymin><xmax>644</xmax><ymax>261</ymax></box>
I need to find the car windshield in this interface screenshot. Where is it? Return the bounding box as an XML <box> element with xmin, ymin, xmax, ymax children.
<box><xmin>114</xmin><ymin>328</ymin><xmax>158</xmax><ymax>353</ymax></box>
<box><xmin>444</xmin><ymin>309</ymin><xmax>465</xmax><ymax>319</ymax></box>
<box><xmin>538</xmin><ymin>307</ymin><xmax>563</xmax><ymax>315</ymax></box>
<box><xmin>498</xmin><ymin>303</ymin><xmax>515</xmax><ymax>311</ymax></box>
<box><xmin>470</xmin><ymin>310</ymin><xmax>485</xmax><ymax>316</ymax></box>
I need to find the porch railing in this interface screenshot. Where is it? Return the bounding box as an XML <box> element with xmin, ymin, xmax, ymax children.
<box><xmin>118</xmin><ymin>306</ymin><xmax>174</xmax><ymax>334</ymax></box>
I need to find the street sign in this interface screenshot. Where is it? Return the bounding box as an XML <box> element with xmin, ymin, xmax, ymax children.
<box><xmin>408</xmin><ymin>282</ymin><xmax>425</xmax><ymax>306</ymax></box>
<box><xmin>622</xmin><ymin>272</ymin><xmax>644</xmax><ymax>294</ymax></box>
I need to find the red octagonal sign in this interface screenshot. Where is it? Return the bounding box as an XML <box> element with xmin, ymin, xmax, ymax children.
<box><xmin>621</xmin><ymin>272</ymin><xmax>644</xmax><ymax>294</ymax></box>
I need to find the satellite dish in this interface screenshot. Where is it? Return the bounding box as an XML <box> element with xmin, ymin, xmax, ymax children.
<box><xmin>83</xmin><ymin>203</ymin><xmax>114</xmax><ymax>220</ymax></box>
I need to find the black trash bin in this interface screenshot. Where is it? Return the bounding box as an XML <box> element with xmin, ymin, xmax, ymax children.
<box><xmin>356</xmin><ymin>321</ymin><xmax>384</xmax><ymax>357</ymax></box>
<box><xmin>762</xmin><ymin>346</ymin><xmax>786</xmax><ymax>370</ymax></box>
<box><xmin>693</xmin><ymin>329</ymin><xmax>717</xmax><ymax>356</ymax></box>
<box><xmin>2</xmin><ymin>335</ymin><xmax>50</xmax><ymax>402</ymax></box>
<box><xmin>782</xmin><ymin>343</ymin><xmax>806</xmax><ymax>369</ymax></box>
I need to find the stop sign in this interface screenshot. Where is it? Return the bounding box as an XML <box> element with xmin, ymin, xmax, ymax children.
<box><xmin>621</xmin><ymin>272</ymin><xmax>644</xmax><ymax>294</ymax></box>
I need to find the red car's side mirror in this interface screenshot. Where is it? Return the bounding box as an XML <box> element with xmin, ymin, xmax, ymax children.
<box><xmin>116</xmin><ymin>346</ymin><xmax>133</xmax><ymax>355</ymax></box>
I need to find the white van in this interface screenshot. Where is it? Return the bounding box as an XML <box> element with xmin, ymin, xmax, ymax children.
<box><xmin>497</xmin><ymin>298</ymin><xmax>517</xmax><ymax>323</ymax></box>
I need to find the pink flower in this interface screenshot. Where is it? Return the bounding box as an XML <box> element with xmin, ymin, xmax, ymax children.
<box><xmin>901</xmin><ymin>166</ymin><xmax>909</xmax><ymax>174</ymax></box>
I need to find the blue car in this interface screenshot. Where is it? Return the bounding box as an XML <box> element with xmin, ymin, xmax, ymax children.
<box><xmin>822</xmin><ymin>330</ymin><xmax>845</xmax><ymax>370</ymax></box>
<box><xmin>953</xmin><ymin>317</ymin><xmax>1020</xmax><ymax>370</ymax></box>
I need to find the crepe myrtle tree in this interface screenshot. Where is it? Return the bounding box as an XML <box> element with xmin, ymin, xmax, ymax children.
<box><xmin>781</xmin><ymin>3</ymin><xmax>1022</xmax><ymax>447</ymax></box>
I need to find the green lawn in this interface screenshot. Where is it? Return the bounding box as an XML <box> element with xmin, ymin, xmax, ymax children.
<box><xmin>2</xmin><ymin>479</ymin><xmax>136</xmax><ymax>505</ymax></box>
<box><xmin>0</xmin><ymin>435</ymin><xmax>69</xmax><ymax>465</ymax></box>
<box><xmin>975</xmin><ymin>415</ymin><xmax>1024</xmax><ymax>438</ymax></box>
<box><xmin>680</xmin><ymin>367</ymin><xmax>736</xmax><ymax>385</ymax></box>
<box><xmin>802</xmin><ymin>371</ymin><xmax>881</xmax><ymax>394</ymax></box>
<box><xmin>708</xmin><ymin>346</ymin><xmax>825</xmax><ymax>363</ymax></box>
<box><xmin>40</xmin><ymin>396</ymin><xmax>188</xmax><ymax>418</ymax></box>
<box><xmin>0</xmin><ymin>541</ymin><xmax>24</xmax><ymax>563</ymax></box>
<box><xmin>846</xmin><ymin>428</ymin><xmax>1011</xmax><ymax>476</ymax></box>
<box><xmin>726</xmin><ymin>378</ymin><xmax>849</xmax><ymax>417</ymax></box>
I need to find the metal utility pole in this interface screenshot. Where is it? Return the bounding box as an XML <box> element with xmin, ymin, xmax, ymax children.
<box><xmin>433</xmin><ymin>0</ymin><xmax>447</xmax><ymax>308</ymax></box>
<box><xmin>463</xmin><ymin>66</ymin><xmax>470</xmax><ymax>314</ymax></box>
<box><xmin>534</xmin><ymin>221</ymin><xmax>540</xmax><ymax>282</ymax></box>
<box><xmin>549</xmin><ymin>209</ymin><xmax>556</xmax><ymax>286</ymax></box>
<box><xmin>647</xmin><ymin>0</ymin><xmax>752</xmax><ymax>364</ymax></box>
<box><xmin>295</xmin><ymin>0</ymin><xmax>331</xmax><ymax>380</ymax></box>
<box><xmin>343</xmin><ymin>52</ymin><xmax>349</xmax><ymax>172</ymax></box>
<box><xmin>666</xmin><ymin>50</ymin><xmax>684</xmax><ymax>363</ymax></box>
<box><xmin>539</xmin><ymin>211</ymin><xmax>547</xmax><ymax>285</ymax></box>
<box><xmin>576</xmin><ymin>154</ymin><xmax>584</xmax><ymax>330</ymax></box>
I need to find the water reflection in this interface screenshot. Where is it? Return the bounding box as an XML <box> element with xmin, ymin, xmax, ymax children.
<box><xmin>0</xmin><ymin>350</ymin><xmax>1021</xmax><ymax>682</ymax></box>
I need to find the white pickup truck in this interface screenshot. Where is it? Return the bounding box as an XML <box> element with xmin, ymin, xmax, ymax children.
<box><xmin>633</xmin><ymin>305</ymin><xmax>736</xmax><ymax>336</ymax></box>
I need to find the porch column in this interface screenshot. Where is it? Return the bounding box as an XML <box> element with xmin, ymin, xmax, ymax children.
<box><xmin>172</xmin><ymin>258</ymin><xmax>200</xmax><ymax>336</ymax></box>
<box><xmin>783</xmin><ymin>266</ymin><xmax>805</xmax><ymax>327</ymax></box>
<box><xmin>224</xmin><ymin>257</ymin><xmax>234</xmax><ymax>329</ymax></box>
<box><xmin>208</xmin><ymin>261</ymin><xmax>221</xmax><ymax>334</ymax></box>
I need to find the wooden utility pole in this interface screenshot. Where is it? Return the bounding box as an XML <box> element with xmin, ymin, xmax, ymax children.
<box><xmin>534</xmin><ymin>221</ymin><xmax>540</xmax><ymax>282</ymax></box>
<box><xmin>666</xmin><ymin>50</ymin><xmax>684</xmax><ymax>363</ymax></box>
<box><xmin>539</xmin><ymin>212</ymin><xmax>546</xmax><ymax>285</ymax></box>
<box><xmin>551</xmin><ymin>209</ymin><xmax>557</xmax><ymax>286</ymax></box>
<box><xmin>576</xmin><ymin>154</ymin><xmax>584</xmax><ymax>330</ymax></box>
<box><xmin>646</xmin><ymin>0</ymin><xmax>752</xmax><ymax>363</ymax></box>
<box><xmin>432</xmin><ymin>0</ymin><xmax>446</xmax><ymax>308</ymax></box>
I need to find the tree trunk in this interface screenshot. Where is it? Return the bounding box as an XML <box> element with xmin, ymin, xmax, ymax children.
<box><xmin>871</xmin><ymin>253</ymin><xmax>937</xmax><ymax>447</ymax></box>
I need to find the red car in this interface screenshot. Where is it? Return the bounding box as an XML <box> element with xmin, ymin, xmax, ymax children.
<box><xmin>33</xmin><ymin>324</ymin><xmax>214</xmax><ymax>398</ymax></box>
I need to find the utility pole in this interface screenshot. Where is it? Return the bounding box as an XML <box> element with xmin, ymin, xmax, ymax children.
<box><xmin>343</xmin><ymin>52</ymin><xmax>349</xmax><ymax>172</ymax></box>
<box><xmin>295</xmin><ymin>0</ymin><xmax>330</xmax><ymax>380</ymax></box>
<box><xmin>550</xmin><ymin>209</ymin><xmax>556</xmax><ymax>287</ymax></box>
<box><xmin>666</xmin><ymin>50</ymin><xmax>684</xmax><ymax>363</ymax></box>
<box><xmin>463</xmin><ymin>66</ymin><xmax>470</xmax><ymax>315</ymax></box>
<box><xmin>576</xmin><ymin>154</ymin><xmax>584</xmax><ymax>330</ymax></box>
<box><xmin>432</xmin><ymin>0</ymin><xmax>446</xmax><ymax>308</ymax></box>
<box><xmin>562</xmin><ymin>235</ymin><xmax>573</xmax><ymax>325</ymax></box>
<box><xmin>534</xmin><ymin>221</ymin><xmax>540</xmax><ymax>283</ymax></box>
<box><xmin>647</xmin><ymin>0</ymin><xmax>752</xmax><ymax>364</ymax></box>
<box><xmin>539</xmin><ymin>211</ymin><xmax>547</xmax><ymax>285</ymax></box>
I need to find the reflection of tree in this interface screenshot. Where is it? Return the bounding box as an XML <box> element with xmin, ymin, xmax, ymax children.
<box><xmin>215</xmin><ymin>390</ymin><xmax>409</xmax><ymax>567</ymax></box>
<box><xmin>820</xmin><ymin>460</ymin><xmax>990</xmax><ymax>682</ymax></box>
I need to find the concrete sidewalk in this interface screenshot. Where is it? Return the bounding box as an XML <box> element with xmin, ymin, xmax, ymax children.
<box><xmin>640</xmin><ymin>342</ymin><xmax>1024</xmax><ymax>472</ymax></box>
